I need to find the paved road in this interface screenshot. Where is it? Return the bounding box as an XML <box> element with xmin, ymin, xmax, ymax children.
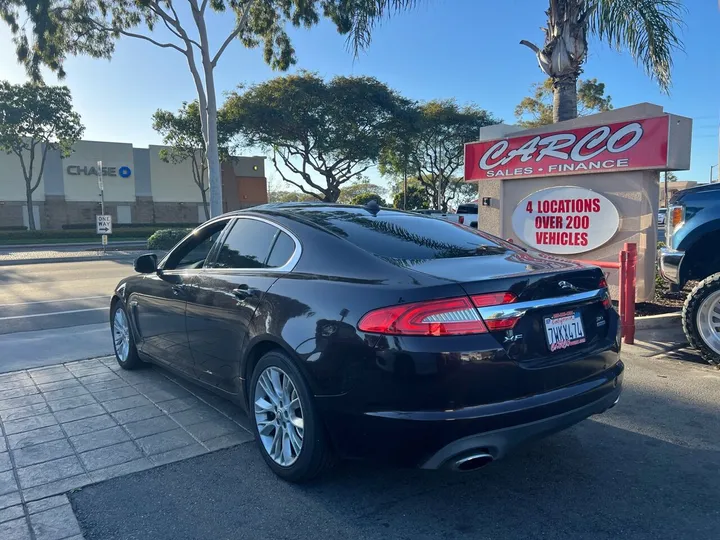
<box><xmin>0</xmin><ymin>261</ymin><xmax>132</xmax><ymax>371</ymax></box>
<box><xmin>71</xmin><ymin>348</ymin><xmax>720</xmax><ymax>540</ymax></box>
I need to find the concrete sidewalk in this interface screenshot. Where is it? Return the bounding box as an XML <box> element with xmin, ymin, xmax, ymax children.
<box><xmin>0</xmin><ymin>248</ymin><xmax>163</xmax><ymax>266</ymax></box>
<box><xmin>0</xmin><ymin>358</ymin><xmax>253</xmax><ymax>540</ymax></box>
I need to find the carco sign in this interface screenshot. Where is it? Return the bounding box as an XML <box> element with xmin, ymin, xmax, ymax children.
<box><xmin>464</xmin><ymin>116</ymin><xmax>670</xmax><ymax>181</ymax></box>
<box><xmin>511</xmin><ymin>186</ymin><xmax>620</xmax><ymax>255</ymax></box>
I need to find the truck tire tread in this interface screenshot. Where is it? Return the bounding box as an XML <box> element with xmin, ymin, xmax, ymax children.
<box><xmin>682</xmin><ymin>273</ymin><xmax>720</xmax><ymax>366</ymax></box>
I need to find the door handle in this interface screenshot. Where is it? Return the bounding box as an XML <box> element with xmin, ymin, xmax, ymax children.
<box><xmin>232</xmin><ymin>286</ymin><xmax>252</xmax><ymax>300</ymax></box>
<box><xmin>172</xmin><ymin>285</ymin><xmax>186</xmax><ymax>296</ymax></box>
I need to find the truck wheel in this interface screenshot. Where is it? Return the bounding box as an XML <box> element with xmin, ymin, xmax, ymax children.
<box><xmin>683</xmin><ymin>273</ymin><xmax>720</xmax><ymax>366</ymax></box>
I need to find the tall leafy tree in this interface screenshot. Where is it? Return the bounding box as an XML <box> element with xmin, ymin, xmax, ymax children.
<box><xmin>515</xmin><ymin>78</ymin><xmax>612</xmax><ymax>127</ymax></box>
<box><xmin>0</xmin><ymin>82</ymin><xmax>84</xmax><ymax>230</ymax></box>
<box><xmin>1</xmin><ymin>0</ymin><xmax>422</xmax><ymax>217</ymax></box>
<box><xmin>337</xmin><ymin>180</ymin><xmax>387</xmax><ymax>204</ymax></box>
<box><xmin>379</xmin><ymin>99</ymin><xmax>495</xmax><ymax>211</ymax></box>
<box><xmin>223</xmin><ymin>73</ymin><xmax>409</xmax><ymax>202</ymax></box>
<box><xmin>520</xmin><ymin>0</ymin><xmax>684</xmax><ymax>122</ymax></box>
<box><xmin>152</xmin><ymin>101</ymin><xmax>229</xmax><ymax>221</ymax></box>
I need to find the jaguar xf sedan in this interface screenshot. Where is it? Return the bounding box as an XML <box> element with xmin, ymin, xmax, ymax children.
<box><xmin>110</xmin><ymin>203</ymin><xmax>623</xmax><ymax>482</ymax></box>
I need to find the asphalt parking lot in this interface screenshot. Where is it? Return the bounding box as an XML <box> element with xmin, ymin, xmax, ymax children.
<box><xmin>70</xmin><ymin>346</ymin><xmax>720</xmax><ymax>540</ymax></box>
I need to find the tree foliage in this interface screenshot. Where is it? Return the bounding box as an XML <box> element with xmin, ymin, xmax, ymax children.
<box><xmin>267</xmin><ymin>189</ymin><xmax>317</xmax><ymax>203</ymax></box>
<box><xmin>337</xmin><ymin>181</ymin><xmax>387</xmax><ymax>204</ymax></box>
<box><xmin>152</xmin><ymin>101</ymin><xmax>229</xmax><ymax>221</ymax></box>
<box><xmin>0</xmin><ymin>82</ymin><xmax>84</xmax><ymax>230</ymax></box>
<box><xmin>0</xmin><ymin>0</ymin><xmax>422</xmax><ymax>217</ymax></box>
<box><xmin>350</xmin><ymin>192</ymin><xmax>386</xmax><ymax>206</ymax></box>
<box><xmin>515</xmin><ymin>78</ymin><xmax>612</xmax><ymax>128</ymax></box>
<box><xmin>379</xmin><ymin>99</ymin><xmax>495</xmax><ymax>211</ymax></box>
<box><xmin>223</xmin><ymin>73</ymin><xmax>409</xmax><ymax>202</ymax></box>
<box><xmin>520</xmin><ymin>1</ymin><xmax>684</xmax><ymax>122</ymax></box>
<box><xmin>391</xmin><ymin>180</ymin><xmax>429</xmax><ymax>210</ymax></box>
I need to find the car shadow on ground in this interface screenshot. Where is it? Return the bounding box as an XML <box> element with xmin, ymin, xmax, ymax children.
<box><xmin>70</xmin><ymin>382</ymin><xmax>720</xmax><ymax>540</ymax></box>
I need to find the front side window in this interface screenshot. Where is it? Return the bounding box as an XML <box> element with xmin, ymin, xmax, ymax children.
<box><xmin>212</xmin><ymin>219</ymin><xmax>293</xmax><ymax>269</ymax></box>
<box><xmin>163</xmin><ymin>221</ymin><xmax>229</xmax><ymax>270</ymax></box>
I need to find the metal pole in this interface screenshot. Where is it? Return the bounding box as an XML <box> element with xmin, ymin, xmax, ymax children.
<box><xmin>403</xmin><ymin>155</ymin><xmax>407</xmax><ymax>210</ymax></box>
<box><xmin>664</xmin><ymin>171</ymin><xmax>669</xmax><ymax>207</ymax></box>
<box><xmin>98</xmin><ymin>161</ymin><xmax>105</xmax><ymax>255</ymax></box>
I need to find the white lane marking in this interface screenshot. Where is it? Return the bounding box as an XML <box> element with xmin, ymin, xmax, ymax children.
<box><xmin>0</xmin><ymin>307</ymin><xmax>109</xmax><ymax>321</ymax></box>
<box><xmin>0</xmin><ymin>295</ymin><xmax>109</xmax><ymax>308</ymax></box>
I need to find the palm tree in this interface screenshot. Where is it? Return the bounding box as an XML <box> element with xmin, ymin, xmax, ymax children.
<box><xmin>520</xmin><ymin>0</ymin><xmax>684</xmax><ymax>122</ymax></box>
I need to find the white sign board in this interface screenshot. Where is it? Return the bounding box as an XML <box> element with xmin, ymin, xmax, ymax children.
<box><xmin>96</xmin><ymin>215</ymin><xmax>112</xmax><ymax>235</ymax></box>
<box><xmin>511</xmin><ymin>186</ymin><xmax>619</xmax><ymax>255</ymax></box>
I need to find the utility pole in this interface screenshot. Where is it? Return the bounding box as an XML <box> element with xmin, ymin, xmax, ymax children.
<box><xmin>711</xmin><ymin>164</ymin><xmax>717</xmax><ymax>183</ymax></box>
<box><xmin>403</xmin><ymin>153</ymin><xmax>408</xmax><ymax>210</ymax></box>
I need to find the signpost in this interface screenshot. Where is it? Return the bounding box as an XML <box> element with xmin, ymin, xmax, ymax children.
<box><xmin>511</xmin><ymin>186</ymin><xmax>620</xmax><ymax>255</ymax></box>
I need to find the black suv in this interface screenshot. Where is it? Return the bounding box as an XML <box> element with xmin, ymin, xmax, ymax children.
<box><xmin>659</xmin><ymin>183</ymin><xmax>720</xmax><ymax>364</ymax></box>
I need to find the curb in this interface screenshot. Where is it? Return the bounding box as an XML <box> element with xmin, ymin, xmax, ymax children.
<box><xmin>635</xmin><ymin>311</ymin><xmax>681</xmax><ymax>331</ymax></box>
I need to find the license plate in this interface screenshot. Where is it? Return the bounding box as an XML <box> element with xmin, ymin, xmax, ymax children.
<box><xmin>544</xmin><ymin>310</ymin><xmax>586</xmax><ymax>352</ymax></box>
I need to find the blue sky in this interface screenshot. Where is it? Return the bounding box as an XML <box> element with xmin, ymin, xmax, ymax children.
<box><xmin>0</xmin><ymin>0</ymin><xmax>718</xmax><ymax>188</ymax></box>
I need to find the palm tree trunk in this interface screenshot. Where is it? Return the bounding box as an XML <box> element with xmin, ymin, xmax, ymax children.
<box><xmin>553</xmin><ymin>77</ymin><xmax>578</xmax><ymax>122</ymax></box>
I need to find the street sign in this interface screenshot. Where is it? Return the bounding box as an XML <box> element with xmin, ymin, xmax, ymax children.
<box><xmin>102</xmin><ymin>234</ymin><xmax>108</xmax><ymax>246</ymax></box>
<box><xmin>96</xmin><ymin>215</ymin><xmax>112</xmax><ymax>235</ymax></box>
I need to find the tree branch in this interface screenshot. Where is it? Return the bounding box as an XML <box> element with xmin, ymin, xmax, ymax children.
<box><xmin>31</xmin><ymin>142</ymin><xmax>50</xmax><ymax>193</ymax></box>
<box><xmin>519</xmin><ymin>39</ymin><xmax>541</xmax><ymax>54</ymax></box>
<box><xmin>212</xmin><ymin>2</ymin><xmax>254</xmax><ymax>67</ymax></box>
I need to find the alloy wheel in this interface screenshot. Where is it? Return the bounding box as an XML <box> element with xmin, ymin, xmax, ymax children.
<box><xmin>696</xmin><ymin>289</ymin><xmax>720</xmax><ymax>355</ymax></box>
<box><xmin>113</xmin><ymin>308</ymin><xmax>131</xmax><ymax>362</ymax></box>
<box><xmin>254</xmin><ymin>366</ymin><xmax>304</xmax><ymax>467</ymax></box>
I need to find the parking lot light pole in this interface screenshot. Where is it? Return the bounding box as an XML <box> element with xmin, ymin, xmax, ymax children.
<box><xmin>711</xmin><ymin>164</ymin><xmax>717</xmax><ymax>183</ymax></box>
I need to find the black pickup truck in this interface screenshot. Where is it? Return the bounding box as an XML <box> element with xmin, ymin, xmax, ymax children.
<box><xmin>659</xmin><ymin>183</ymin><xmax>720</xmax><ymax>365</ymax></box>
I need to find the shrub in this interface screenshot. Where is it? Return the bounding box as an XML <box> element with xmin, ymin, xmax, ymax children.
<box><xmin>147</xmin><ymin>228</ymin><xmax>191</xmax><ymax>250</ymax></box>
<box><xmin>62</xmin><ymin>222</ymin><xmax>199</xmax><ymax>230</ymax></box>
<box><xmin>0</xmin><ymin>227</ymin><xmax>160</xmax><ymax>242</ymax></box>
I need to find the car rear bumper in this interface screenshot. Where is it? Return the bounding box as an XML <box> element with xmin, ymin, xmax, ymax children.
<box><xmin>316</xmin><ymin>360</ymin><xmax>623</xmax><ymax>468</ymax></box>
<box><xmin>659</xmin><ymin>247</ymin><xmax>684</xmax><ymax>285</ymax></box>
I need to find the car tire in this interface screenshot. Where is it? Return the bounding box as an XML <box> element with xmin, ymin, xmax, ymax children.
<box><xmin>682</xmin><ymin>273</ymin><xmax>720</xmax><ymax>366</ymax></box>
<box><xmin>249</xmin><ymin>350</ymin><xmax>334</xmax><ymax>482</ymax></box>
<box><xmin>110</xmin><ymin>302</ymin><xmax>142</xmax><ymax>370</ymax></box>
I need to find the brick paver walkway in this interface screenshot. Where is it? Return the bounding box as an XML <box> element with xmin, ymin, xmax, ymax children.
<box><xmin>0</xmin><ymin>357</ymin><xmax>254</xmax><ymax>540</ymax></box>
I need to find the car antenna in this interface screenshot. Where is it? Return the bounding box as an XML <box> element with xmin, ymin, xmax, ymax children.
<box><xmin>364</xmin><ymin>200</ymin><xmax>380</xmax><ymax>216</ymax></box>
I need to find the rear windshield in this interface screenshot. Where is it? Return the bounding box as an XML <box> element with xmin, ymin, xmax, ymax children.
<box><xmin>291</xmin><ymin>208</ymin><xmax>505</xmax><ymax>260</ymax></box>
<box><xmin>457</xmin><ymin>204</ymin><xmax>478</xmax><ymax>214</ymax></box>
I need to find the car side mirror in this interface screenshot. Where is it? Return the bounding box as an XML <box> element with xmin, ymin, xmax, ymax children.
<box><xmin>134</xmin><ymin>253</ymin><xmax>158</xmax><ymax>274</ymax></box>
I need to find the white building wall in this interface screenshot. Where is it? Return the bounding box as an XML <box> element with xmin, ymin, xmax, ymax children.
<box><xmin>61</xmin><ymin>141</ymin><xmax>136</xmax><ymax>202</ymax></box>
<box><xmin>148</xmin><ymin>145</ymin><xmax>204</xmax><ymax>203</ymax></box>
<box><xmin>0</xmin><ymin>148</ymin><xmax>46</xmax><ymax>202</ymax></box>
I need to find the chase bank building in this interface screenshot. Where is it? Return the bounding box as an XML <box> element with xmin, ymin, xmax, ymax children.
<box><xmin>0</xmin><ymin>140</ymin><xmax>268</xmax><ymax>229</ymax></box>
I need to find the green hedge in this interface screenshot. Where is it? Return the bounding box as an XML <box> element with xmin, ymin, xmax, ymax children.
<box><xmin>0</xmin><ymin>225</ymin><xmax>28</xmax><ymax>231</ymax></box>
<box><xmin>0</xmin><ymin>227</ymin><xmax>160</xmax><ymax>242</ymax></box>
<box><xmin>61</xmin><ymin>222</ymin><xmax>199</xmax><ymax>230</ymax></box>
<box><xmin>147</xmin><ymin>229</ymin><xmax>192</xmax><ymax>250</ymax></box>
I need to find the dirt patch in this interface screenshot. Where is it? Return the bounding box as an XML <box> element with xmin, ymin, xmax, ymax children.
<box><xmin>634</xmin><ymin>278</ymin><xmax>694</xmax><ymax>317</ymax></box>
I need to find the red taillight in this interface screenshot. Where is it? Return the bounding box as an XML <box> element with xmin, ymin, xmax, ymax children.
<box><xmin>471</xmin><ymin>292</ymin><xmax>519</xmax><ymax>330</ymax></box>
<box><xmin>358</xmin><ymin>297</ymin><xmax>487</xmax><ymax>336</ymax></box>
<box><xmin>598</xmin><ymin>277</ymin><xmax>611</xmax><ymax>308</ymax></box>
<box><xmin>358</xmin><ymin>293</ymin><xmax>517</xmax><ymax>336</ymax></box>
<box><xmin>458</xmin><ymin>216</ymin><xmax>465</xmax><ymax>224</ymax></box>
<box><xmin>471</xmin><ymin>292</ymin><xmax>517</xmax><ymax>307</ymax></box>
<box><xmin>599</xmin><ymin>277</ymin><xmax>608</xmax><ymax>289</ymax></box>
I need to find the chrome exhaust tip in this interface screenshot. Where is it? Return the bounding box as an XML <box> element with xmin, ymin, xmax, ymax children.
<box><xmin>452</xmin><ymin>452</ymin><xmax>494</xmax><ymax>472</ymax></box>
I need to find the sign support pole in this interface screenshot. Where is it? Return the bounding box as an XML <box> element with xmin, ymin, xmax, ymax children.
<box><xmin>98</xmin><ymin>161</ymin><xmax>105</xmax><ymax>255</ymax></box>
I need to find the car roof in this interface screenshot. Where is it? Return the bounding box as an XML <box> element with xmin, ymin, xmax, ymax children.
<box><xmin>225</xmin><ymin>202</ymin><xmax>412</xmax><ymax>219</ymax></box>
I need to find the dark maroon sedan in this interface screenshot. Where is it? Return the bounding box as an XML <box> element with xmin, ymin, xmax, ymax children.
<box><xmin>110</xmin><ymin>203</ymin><xmax>623</xmax><ymax>481</ymax></box>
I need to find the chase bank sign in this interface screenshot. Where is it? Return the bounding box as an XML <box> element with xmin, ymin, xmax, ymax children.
<box><xmin>66</xmin><ymin>165</ymin><xmax>132</xmax><ymax>178</ymax></box>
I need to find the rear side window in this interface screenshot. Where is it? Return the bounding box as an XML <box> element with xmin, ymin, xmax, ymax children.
<box><xmin>212</xmin><ymin>219</ymin><xmax>277</xmax><ymax>269</ymax></box>
<box><xmin>267</xmin><ymin>231</ymin><xmax>295</xmax><ymax>267</ymax></box>
<box><xmin>291</xmin><ymin>209</ymin><xmax>504</xmax><ymax>260</ymax></box>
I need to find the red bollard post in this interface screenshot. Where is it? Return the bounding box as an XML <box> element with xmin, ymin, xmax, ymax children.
<box><xmin>624</xmin><ymin>243</ymin><xmax>637</xmax><ymax>344</ymax></box>
<box><xmin>618</xmin><ymin>247</ymin><xmax>627</xmax><ymax>339</ymax></box>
